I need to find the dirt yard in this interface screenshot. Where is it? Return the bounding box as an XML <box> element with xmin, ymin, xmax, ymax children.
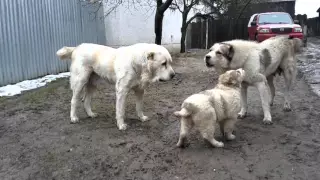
<box><xmin>0</xmin><ymin>50</ymin><xmax>320</xmax><ymax>180</ymax></box>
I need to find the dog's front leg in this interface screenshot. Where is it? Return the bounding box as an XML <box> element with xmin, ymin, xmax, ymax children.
<box><xmin>116</xmin><ymin>86</ymin><xmax>129</xmax><ymax>130</ymax></box>
<box><xmin>255</xmin><ymin>81</ymin><xmax>272</xmax><ymax>124</ymax></box>
<box><xmin>267</xmin><ymin>76</ymin><xmax>275</xmax><ymax>106</ymax></box>
<box><xmin>238</xmin><ymin>82</ymin><xmax>248</xmax><ymax>118</ymax></box>
<box><xmin>133</xmin><ymin>87</ymin><xmax>149</xmax><ymax>122</ymax></box>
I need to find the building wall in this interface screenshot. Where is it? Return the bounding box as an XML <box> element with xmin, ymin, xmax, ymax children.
<box><xmin>0</xmin><ymin>0</ymin><xmax>106</xmax><ymax>86</ymax></box>
<box><xmin>103</xmin><ymin>1</ymin><xmax>182</xmax><ymax>52</ymax></box>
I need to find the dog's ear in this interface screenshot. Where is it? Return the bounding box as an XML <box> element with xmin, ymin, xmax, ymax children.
<box><xmin>147</xmin><ymin>52</ymin><xmax>155</xmax><ymax>60</ymax></box>
<box><xmin>219</xmin><ymin>43</ymin><xmax>234</xmax><ymax>61</ymax></box>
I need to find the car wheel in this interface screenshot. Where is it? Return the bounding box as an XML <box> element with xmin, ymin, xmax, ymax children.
<box><xmin>254</xmin><ymin>34</ymin><xmax>258</xmax><ymax>42</ymax></box>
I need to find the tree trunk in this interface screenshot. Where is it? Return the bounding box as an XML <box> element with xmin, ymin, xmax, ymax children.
<box><xmin>155</xmin><ymin>11</ymin><xmax>164</xmax><ymax>45</ymax></box>
<box><xmin>180</xmin><ymin>26</ymin><xmax>187</xmax><ymax>53</ymax></box>
<box><xmin>180</xmin><ymin>12</ymin><xmax>188</xmax><ymax>53</ymax></box>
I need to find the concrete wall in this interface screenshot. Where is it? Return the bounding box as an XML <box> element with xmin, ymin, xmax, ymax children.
<box><xmin>103</xmin><ymin>1</ymin><xmax>182</xmax><ymax>52</ymax></box>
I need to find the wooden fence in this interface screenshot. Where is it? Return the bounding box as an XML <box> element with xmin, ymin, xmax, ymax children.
<box><xmin>189</xmin><ymin>18</ymin><xmax>250</xmax><ymax>49</ymax></box>
<box><xmin>307</xmin><ymin>17</ymin><xmax>320</xmax><ymax>36</ymax></box>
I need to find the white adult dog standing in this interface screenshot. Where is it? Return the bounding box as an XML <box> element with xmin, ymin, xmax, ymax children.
<box><xmin>56</xmin><ymin>43</ymin><xmax>175</xmax><ymax>130</ymax></box>
<box><xmin>204</xmin><ymin>36</ymin><xmax>302</xmax><ymax>124</ymax></box>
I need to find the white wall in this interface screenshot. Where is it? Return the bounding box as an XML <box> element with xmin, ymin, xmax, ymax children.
<box><xmin>103</xmin><ymin>1</ymin><xmax>182</xmax><ymax>49</ymax></box>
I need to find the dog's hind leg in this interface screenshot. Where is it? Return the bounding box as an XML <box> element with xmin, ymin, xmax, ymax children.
<box><xmin>238</xmin><ymin>82</ymin><xmax>248</xmax><ymax>118</ymax></box>
<box><xmin>133</xmin><ymin>87</ymin><xmax>149</xmax><ymax>122</ymax></box>
<box><xmin>255</xmin><ymin>81</ymin><xmax>272</xmax><ymax>124</ymax></box>
<box><xmin>267</xmin><ymin>75</ymin><xmax>275</xmax><ymax>106</ymax></box>
<box><xmin>70</xmin><ymin>70</ymin><xmax>91</xmax><ymax>123</ymax></box>
<box><xmin>200</xmin><ymin>128</ymin><xmax>224</xmax><ymax>148</ymax></box>
<box><xmin>176</xmin><ymin>118</ymin><xmax>192</xmax><ymax>148</ymax></box>
<box><xmin>84</xmin><ymin>84</ymin><xmax>97</xmax><ymax>118</ymax></box>
<box><xmin>283</xmin><ymin>65</ymin><xmax>296</xmax><ymax>112</ymax></box>
<box><xmin>223</xmin><ymin>118</ymin><xmax>238</xmax><ymax>141</ymax></box>
<box><xmin>197</xmin><ymin>112</ymin><xmax>224</xmax><ymax>148</ymax></box>
<box><xmin>83</xmin><ymin>74</ymin><xmax>99</xmax><ymax>118</ymax></box>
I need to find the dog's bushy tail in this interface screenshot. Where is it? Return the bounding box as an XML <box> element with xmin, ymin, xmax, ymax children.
<box><xmin>174</xmin><ymin>102</ymin><xmax>193</xmax><ymax>117</ymax></box>
<box><xmin>56</xmin><ymin>46</ymin><xmax>76</xmax><ymax>60</ymax></box>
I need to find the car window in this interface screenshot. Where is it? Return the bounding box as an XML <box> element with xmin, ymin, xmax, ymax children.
<box><xmin>258</xmin><ymin>13</ymin><xmax>293</xmax><ymax>24</ymax></box>
<box><xmin>253</xmin><ymin>15</ymin><xmax>257</xmax><ymax>22</ymax></box>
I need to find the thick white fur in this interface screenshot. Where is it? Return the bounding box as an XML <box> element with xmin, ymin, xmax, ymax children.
<box><xmin>174</xmin><ymin>69</ymin><xmax>246</xmax><ymax>148</ymax></box>
<box><xmin>204</xmin><ymin>36</ymin><xmax>302</xmax><ymax>124</ymax></box>
<box><xmin>56</xmin><ymin>43</ymin><xmax>175</xmax><ymax>130</ymax></box>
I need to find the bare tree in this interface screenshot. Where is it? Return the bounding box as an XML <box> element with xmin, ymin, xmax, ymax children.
<box><xmin>79</xmin><ymin>0</ymin><xmax>154</xmax><ymax>20</ymax></box>
<box><xmin>155</xmin><ymin>0</ymin><xmax>174</xmax><ymax>45</ymax></box>
<box><xmin>80</xmin><ymin>0</ymin><xmax>175</xmax><ymax>45</ymax></box>
<box><xmin>171</xmin><ymin>0</ymin><xmax>220</xmax><ymax>53</ymax></box>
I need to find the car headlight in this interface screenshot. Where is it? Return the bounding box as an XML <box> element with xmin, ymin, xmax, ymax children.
<box><xmin>258</xmin><ymin>28</ymin><xmax>270</xmax><ymax>33</ymax></box>
<box><xmin>294</xmin><ymin>27</ymin><xmax>302</xmax><ymax>32</ymax></box>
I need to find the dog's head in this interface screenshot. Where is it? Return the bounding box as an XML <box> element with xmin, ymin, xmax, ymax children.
<box><xmin>145</xmin><ymin>45</ymin><xmax>175</xmax><ymax>82</ymax></box>
<box><xmin>204</xmin><ymin>42</ymin><xmax>234</xmax><ymax>69</ymax></box>
<box><xmin>218</xmin><ymin>68</ymin><xmax>246</xmax><ymax>87</ymax></box>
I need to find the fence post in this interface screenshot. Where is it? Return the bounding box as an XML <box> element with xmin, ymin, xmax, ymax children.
<box><xmin>206</xmin><ymin>19</ymin><xmax>209</xmax><ymax>49</ymax></box>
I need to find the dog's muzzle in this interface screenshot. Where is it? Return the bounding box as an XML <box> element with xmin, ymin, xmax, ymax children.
<box><xmin>205</xmin><ymin>55</ymin><xmax>214</xmax><ymax>67</ymax></box>
<box><xmin>159</xmin><ymin>73</ymin><xmax>175</xmax><ymax>82</ymax></box>
<box><xmin>170</xmin><ymin>72</ymin><xmax>176</xmax><ymax>79</ymax></box>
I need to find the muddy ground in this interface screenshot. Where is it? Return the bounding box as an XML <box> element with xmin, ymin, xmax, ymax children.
<box><xmin>0</xmin><ymin>50</ymin><xmax>320</xmax><ymax>180</ymax></box>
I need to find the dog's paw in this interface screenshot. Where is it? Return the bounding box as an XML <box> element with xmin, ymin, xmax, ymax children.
<box><xmin>70</xmin><ymin>117</ymin><xmax>79</xmax><ymax>123</ymax></box>
<box><xmin>214</xmin><ymin>141</ymin><xmax>224</xmax><ymax>148</ymax></box>
<box><xmin>176</xmin><ymin>142</ymin><xmax>184</xmax><ymax>148</ymax></box>
<box><xmin>118</xmin><ymin>123</ymin><xmax>128</xmax><ymax>131</ymax></box>
<box><xmin>226</xmin><ymin>134</ymin><xmax>236</xmax><ymax>141</ymax></box>
<box><xmin>139</xmin><ymin>115</ymin><xmax>150</xmax><ymax>122</ymax></box>
<box><xmin>262</xmin><ymin>118</ymin><xmax>273</xmax><ymax>125</ymax></box>
<box><xmin>270</xmin><ymin>100</ymin><xmax>274</xmax><ymax>107</ymax></box>
<box><xmin>88</xmin><ymin>112</ymin><xmax>98</xmax><ymax>118</ymax></box>
<box><xmin>283</xmin><ymin>102</ymin><xmax>292</xmax><ymax>112</ymax></box>
<box><xmin>238</xmin><ymin>111</ymin><xmax>247</xmax><ymax>119</ymax></box>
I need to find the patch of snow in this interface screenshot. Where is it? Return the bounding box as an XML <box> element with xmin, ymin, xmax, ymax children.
<box><xmin>0</xmin><ymin>72</ymin><xmax>70</xmax><ymax>97</ymax></box>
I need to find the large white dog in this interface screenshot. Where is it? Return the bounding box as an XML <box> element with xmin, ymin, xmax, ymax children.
<box><xmin>56</xmin><ymin>43</ymin><xmax>175</xmax><ymax>130</ymax></box>
<box><xmin>204</xmin><ymin>36</ymin><xmax>302</xmax><ymax>124</ymax></box>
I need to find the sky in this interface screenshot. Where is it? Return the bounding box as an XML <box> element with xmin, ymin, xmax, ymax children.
<box><xmin>295</xmin><ymin>0</ymin><xmax>319</xmax><ymax>18</ymax></box>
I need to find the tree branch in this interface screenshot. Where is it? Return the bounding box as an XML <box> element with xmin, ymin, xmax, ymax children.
<box><xmin>159</xmin><ymin>0</ymin><xmax>174</xmax><ymax>12</ymax></box>
<box><xmin>171</xmin><ymin>0</ymin><xmax>183</xmax><ymax>13</ymax></box>
<box><xmin>186</xmin><ymin>11</ymin><xmax>215</xmax><ymax>26</ymax></box>
<box><xmin>157</xmin><ymin>0</ymin><xmax>163</xmax><ymax>5</ymax></box>
<box><xmin>187</xmin><ymin>0</ymin><xmax>200</xmax><ymax>10</ymax></box>
<box><xmin>236</xmin><ymin>0</ymin><xmax>253</xmax><ymax>19</ymax></box>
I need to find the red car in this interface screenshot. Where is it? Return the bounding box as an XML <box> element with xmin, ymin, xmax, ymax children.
<box><xmin>248</xmin><ymin>12</ymin><xmax>304</xmax><ymax>42</ymax></box>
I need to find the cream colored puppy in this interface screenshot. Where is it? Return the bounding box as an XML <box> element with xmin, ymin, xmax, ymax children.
<box><xmin>174</xmin><ymin>68</ymin><xmax>245</xmax><ymax>148</ymax></box>
<box><xmin>56</xmin><ymin>43</ymin><xmax>175</xmax><ymax>130</ymax></box>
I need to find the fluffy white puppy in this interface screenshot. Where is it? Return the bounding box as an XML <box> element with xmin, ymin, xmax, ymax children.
<box><xmin>174</xmin><ymin>68</ymin><xmax>246</xmax><ymax>148</ymax></box>
<box><xmin>56</xmin><ymin>43</ymin><xmax>175</xmax><ymax>130</ymax></box>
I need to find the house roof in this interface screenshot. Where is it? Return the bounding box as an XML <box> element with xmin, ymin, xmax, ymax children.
<box><xmin>317</xmin><ymin>7</ymin><xmax>320</xmax><ymax>12</ymax></box>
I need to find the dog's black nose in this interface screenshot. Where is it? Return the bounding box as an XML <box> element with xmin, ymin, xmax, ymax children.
<box><xmin>205</xmin><ymin>55</ymin><xmax>211</xmax><ymax>62</ymax></box>
<box><xmin>170</xmin><ymin>73</ymin><xmax>175</xmax><ymax>79</ymax></box>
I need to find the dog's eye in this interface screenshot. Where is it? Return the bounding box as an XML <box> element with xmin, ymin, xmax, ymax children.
<box><xmin>162</xmin><ymin>62</ymin><xmax>167</xmax><ymax>66</ymax></box>
<box><xmin>216</xmin><ymin>51</ymin><xmax>222</xmax><ymax>55</ymax></box>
